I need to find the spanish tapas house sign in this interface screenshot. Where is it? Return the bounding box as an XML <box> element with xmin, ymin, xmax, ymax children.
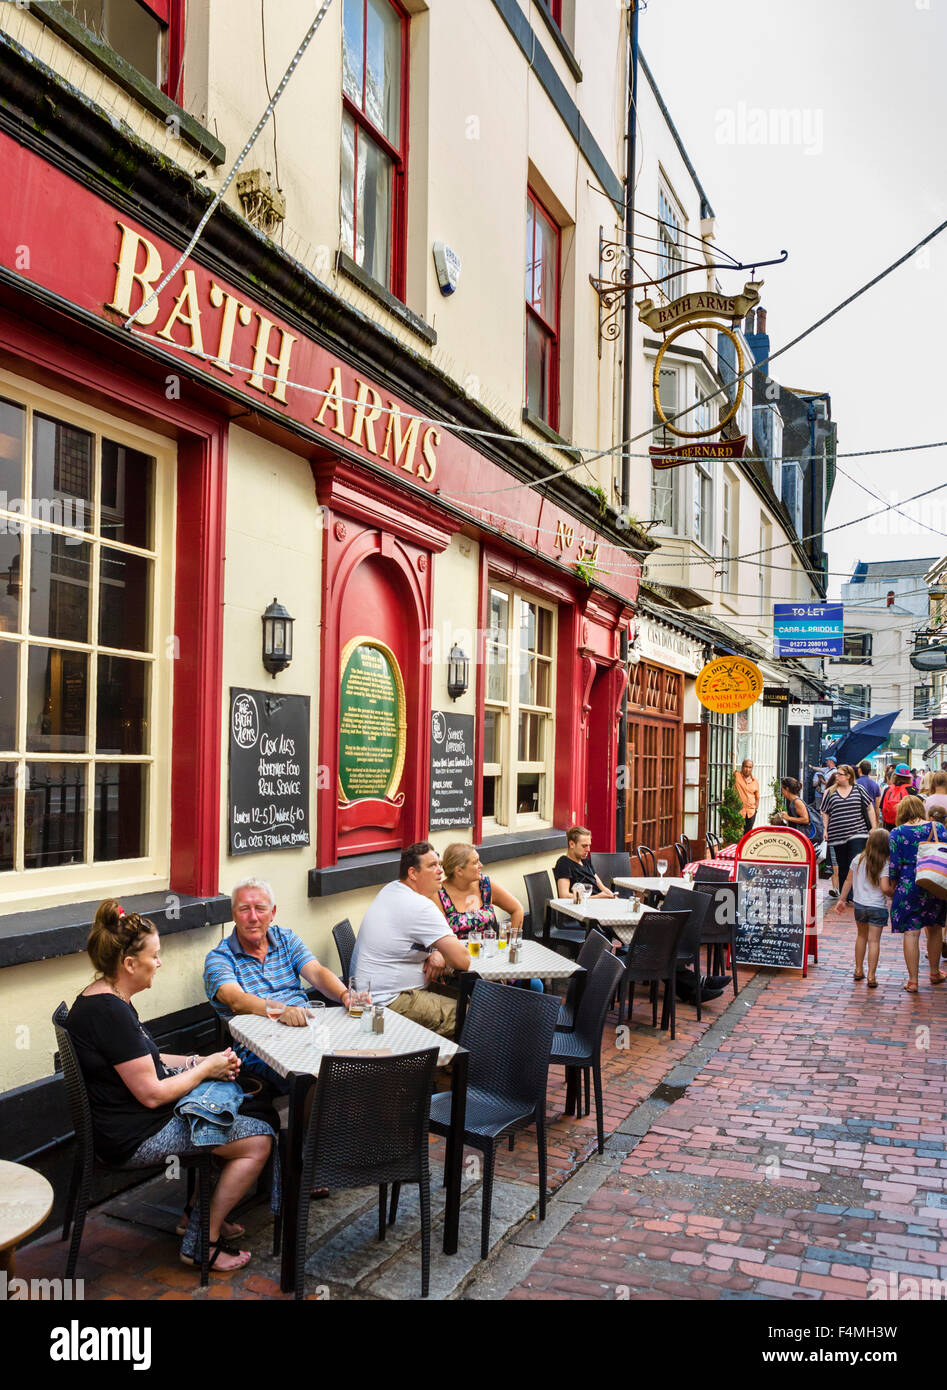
<box><xmin>338</xmin><ymin>637</ymin><xmax>406</xmax><ymax>831</ymax></box>
<box><xmin>695</xmin><ymin>656</ymin><xmax>763</xmax><ymax>714</ymax></box>
<box><xmin>229</xmin><ymin>689</ymin><xmax>310</xmax><ymax>855</ymax></box>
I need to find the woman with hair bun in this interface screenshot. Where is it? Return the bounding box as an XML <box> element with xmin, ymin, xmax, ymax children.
<box><xmin>66</xmin><ymin>900</ymin><xmax>275</xmax><ymax>1272</ymax></box>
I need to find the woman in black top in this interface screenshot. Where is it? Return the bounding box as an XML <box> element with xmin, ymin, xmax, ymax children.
<box><xmin>66</xmin><ymin>901</ymin><xmax>274</xmax><ymax>1272</ymax></box>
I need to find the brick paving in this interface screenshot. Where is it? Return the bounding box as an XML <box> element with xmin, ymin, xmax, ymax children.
<box><xmin>508</xmin><ymin>891</ymin><xmax>947</xmax><ymax>1300</ymax></box>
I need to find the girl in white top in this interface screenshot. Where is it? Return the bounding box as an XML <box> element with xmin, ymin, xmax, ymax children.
<box><xmin>833</xmin><ymin>827</ymin><xmax>891</xmax><ymax>988</ymax></box>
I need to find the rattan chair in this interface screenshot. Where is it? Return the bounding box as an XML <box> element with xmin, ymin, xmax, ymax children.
<box><xmin>295</xmin><ymin>1047</ymin><xmax>439</xmax><ymax>1299</ymax></box>
<box><xmin>617</xmin><ymin>910</ymin><xmax>689</xmax><ymax>1039</ymax></box>
<box><xmin>53</xmin><ymin>1002</ymin><xmax>215</xmax><ymax>1285</ymax></box>
<box><xmin>661</xmin><ymin>886</ymin><xmax>713</xmax><ymax>1021</ymax></box>
<box><xmin>524</xmin><ymin>869</ymin><xmax>585</xmax><ymax>956</ymax></box>
<box><xmin>331</xmin><ymin>918</ymin><xmax>356</xmax><ymax>985</ymax></box>
<box><xmin>429</xmin><ymin>980</ymin><xmax>560</xmax><ymax>1259</ymax></box>
<box><xmin>590</xmin><ymin>851</ymin><xmax>633</xmax><ymax>894</ymax></box>
<box><xmin>692</xmin><ymin>881</ymin><xmax>740</xmax><ymax>997</ymax></box>
<box><xmin>549</xmin><ymin>952</ymin><xmax>625</xmax><ymax>1153</ymax></box>
<box><xmin>556</xmin><ymin>927</ymin><xmax>612</xmax><ymax>1032</ymax></box>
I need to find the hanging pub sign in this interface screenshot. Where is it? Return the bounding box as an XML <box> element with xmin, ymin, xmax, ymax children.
<box><xmin>338</xmin><ymin>637</ymin><xmax>406</xmax><ymax>832</ymax></box>
<box><xmin>229</xmin><ymin>689</ymin><xmax>310</xmax><ymax>855</ymax></box>
<box><xmin>773</xmin><ymin>603</ymin><xmax>844</xmax><ymax>657</ymax></box>
<box><xmin>695</xmin><ymin>656</ymin><xmax>763</xmax><ymax>714</ymax></box>
<box><xmin>810</xmin><ymin>701</ymin><xmax>834</xmax><ymax>721</ymax></box>
<box><xmin>787</xmin><ymin>702</ymin><xmax>814</xmax><ymax>726</ymax></box>
<box><xmin>762</xmin><ymin>686</ymin><xmax>790</xmax><ymax>708</ymax></box>
<box><xmin>826</xmin><ymin>708</ymin><xmax>851</xmax><ymax>736</ymax></box>
<box><xmin>649</xmin><ymin>437</ymin><xmax>747</xmax><ymax>469</ymax></box>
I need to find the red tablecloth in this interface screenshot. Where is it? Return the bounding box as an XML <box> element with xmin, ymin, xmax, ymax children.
<box><xmin>684</xmin><ymin>842</ymin><xmax>737</xmax><ymax>878</ymax></box>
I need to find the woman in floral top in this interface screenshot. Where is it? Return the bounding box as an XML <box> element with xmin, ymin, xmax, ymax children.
<box><xmin>437</xmin><ymin>844</ymin><xmax>524</xmax><ymax>939</ymax></box>
<box><xmin>885</xmin><ymin>795</ymin><xmax>947</xmax><ymax>993</ymax></box>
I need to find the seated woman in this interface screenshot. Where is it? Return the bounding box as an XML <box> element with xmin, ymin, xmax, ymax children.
<box><xmin>437</xmin><ymin>843</ymin><xmax>524</xmax><ymax>939</ymax></box>
<box><xmin>66</xmin><ymin>900</ymin><xmax>276</xmax><ymax>1273</ymax></box>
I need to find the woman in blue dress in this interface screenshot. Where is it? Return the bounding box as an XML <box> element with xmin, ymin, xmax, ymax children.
<box><xmin>885</xmin><ymin>796</ymin><xmax>947</xmax><ymax>993</ymax></box>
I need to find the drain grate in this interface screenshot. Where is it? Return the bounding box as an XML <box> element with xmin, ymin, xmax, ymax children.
<box><xmin>649</xmin><ymin>1082</ymin><xmax>687</xmax><ymax>1104</ymax></box>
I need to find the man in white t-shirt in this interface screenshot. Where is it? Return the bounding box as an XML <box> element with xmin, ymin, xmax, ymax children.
<box><xmin>350</xmin><ymin>842</ymin><xmax>472</xmax><ymax>1038</ymax></box>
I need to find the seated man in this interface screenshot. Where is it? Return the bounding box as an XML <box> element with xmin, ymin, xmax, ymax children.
<box><xmin>350</xmin><ymin>842</ymin><xmax>472</xmax><ymax>1039</ymax></box>
<box><xmin>204</xmin><ymin>876</ymin><xmax>350</xmax><ymax>1093</ymax></box>
<box><xmin>554</xmin><ymin>825</ymin><xmax>616</xmax><ymax>900</ymax></box>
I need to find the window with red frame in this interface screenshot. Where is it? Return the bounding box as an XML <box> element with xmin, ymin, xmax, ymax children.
<box><xmin>59</xmin><ymin>1</ymin><xmax>185</xmax><ymax>98</ymax></box>
<box><xmin>341</xmin><ymin>0</ymin><xmax>408</xmax><ymax>298</ymax></box>
<box><xmin>525</xmin><ymin>190</ymin><xmax>560</xmax><ymax>431</ymax></box>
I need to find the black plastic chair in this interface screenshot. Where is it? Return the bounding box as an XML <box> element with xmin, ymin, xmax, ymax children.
<box><xmin>556</xmin><ymin>927</ymin><xmax>611</xmax><ymax>1032</ymax></box>
<box><xmin>694</xmin><ymin>862</ymin><xmax>732</xmax><ymax>883</ymax></box>
<box><xmin>295</xmin><ymin>1048</ymin><xmax>439</xmax><ymax>1299</ymax></box>
<box><xmin>692</xmin><ymin>881</ymin><xmax>740</xmax><ymax>997</ymax></box>
<box><xmin>661</xmin><ymin>886</ymin><xmax>713</xmax><ymax>1021</ymax></box>
<box><xmin>524</xmin><ymin>869</ymin><xmax>584</xmax><ymax>957</ymax></box>
<box><xmin>550</xmin><ymin>952</ymin><xmax>626</xmax><ymax>1153</ymax></box>
<box><xmin>590</xmin><ymin>851</ymin><xmax>633</xmax><ymax>894</ymax></box>
<box><xmin>53</xmin><ymin>1003</ymin><xmax>215</xmax><ymax>1285</ymax></box>
<box><xmin>332</xmin><ymin>918</ymin><xmax>356</xmax><ymax>985</ymax></box>
<box><xmin>617</xmin><ymin>911</ymin><xmax>689</xmax><ymax>1040</ymax></box>
<box><xmin>429</xmin><ymin>980</ymin><xmax>560</xmax><ymax>1259</ymax></box>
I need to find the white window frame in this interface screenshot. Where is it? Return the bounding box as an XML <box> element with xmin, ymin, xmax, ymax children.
<box><xmin>650</xmin><ymin>362</ymin><xmax>679</xmax><ymax>531</ymax></box>
<box><xmin>0</xmin><ymin>368</ymin><xmax>174</xmax><ymax>910</ymax></box>
<box><xmin>692</xmin><ymin>460</ymin><xmax>713</xmax><ymax>552</ymax></box>
<box><xmin>658</xmin><ymin>183</ymin><xmax>685</xmax><ymax>303</ymax></box>
<box><xmin>482</xmin><ymin>584</ymin><xmax>556</xmax><ymax>832</ymax></box>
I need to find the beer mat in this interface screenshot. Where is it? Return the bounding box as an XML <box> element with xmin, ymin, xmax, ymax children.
<box><xmin>331</xmin><ymin>1048</ymin><xmax>393</xmax><ymax>1057</ymax></box>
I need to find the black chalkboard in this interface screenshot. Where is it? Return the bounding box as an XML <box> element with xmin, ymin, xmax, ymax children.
<box><xmin>229</xmin><ymin>689</ymin><xmax>310</xmax><ymax>855</ymax></box>
<box><xmin>429</xmin><ymin>710</ymin><xmax>474</xmax><ymax>831</ymax></box>
<box><xmin>734</xmin><ymin>860</ymin><xmax>810</xmax><ymax>970</ymax></box>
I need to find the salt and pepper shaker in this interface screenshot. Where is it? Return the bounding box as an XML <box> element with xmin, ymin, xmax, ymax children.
<box><xmin>371</xmin><ymin>1004</ymin><xmax>385</xmax><ymax>1035</ymax></box>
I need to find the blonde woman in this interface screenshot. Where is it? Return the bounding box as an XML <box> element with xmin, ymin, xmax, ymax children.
<box><xmin>436</xmin><ymin>844</ymin><xmax>524</xmax><ymax>939</ymax></box>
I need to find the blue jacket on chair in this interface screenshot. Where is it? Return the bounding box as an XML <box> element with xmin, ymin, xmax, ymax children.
<box><xmin>175</xmin><ymin>1079</ymin><xmax>246</xmax><ymax>1146</ymax></box>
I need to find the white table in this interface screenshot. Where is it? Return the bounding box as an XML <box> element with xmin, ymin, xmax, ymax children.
<box><xmin>613</xmin><ymin>875</ymin><xmax>692</xmax><ymax>895</ymax></box>
<box><xmin>0</xmin><ymin>1159</ymin><xmax>53</xmax><ymax>1273</ymax></box>
<box><xmin>551</xmin><ymin>896</ymin><xmax>645</xmax><ymax>947</ymax></box>
<box><xmin>229</xmin><ymin>1007</ymin><xmax>465</xmax><ymax>1289</ymax></box>
<box><xmin>465</xmin><ymin>938</ymin><xmax>583</xmax><ymax>982</ymax></box>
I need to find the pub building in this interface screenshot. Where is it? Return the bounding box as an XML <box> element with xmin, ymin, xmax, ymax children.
<box><xmin>0</xmin><ymin>18</ymin><xmax>649</xmax><ymax>1172</ymax></box>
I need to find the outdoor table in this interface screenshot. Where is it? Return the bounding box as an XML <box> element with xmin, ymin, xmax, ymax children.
<box><xmin>613</xmin><ymin>875</ymin><xmax>691</xmax><ymax>896</ymax></box>
<box><xmin>455</xmin><ymin>938</ymin><xmax>585</xmax><ymax>1035</ymax></box>
<box><xmin>229</xmin><ymin>1007</ymin><xmax>468</xmax><ymax>1293</ymax></box>
<box><xmin>0</xmin><ymin>1159</ymin><xmax>53</xmax><ymax>1273</ymax></box>
<box><xmin>550</xmin><ymin>895</ymin><xmax>645</xmax><ymax>946</ymax></box>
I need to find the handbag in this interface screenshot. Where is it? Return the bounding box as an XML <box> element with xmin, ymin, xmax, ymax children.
<box><xmin>915</xmin><ymin>824</ymin><xmax>947</xmax><ymax>900</ymax></box>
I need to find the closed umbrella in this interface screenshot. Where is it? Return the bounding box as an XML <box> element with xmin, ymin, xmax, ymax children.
<box><xmin>824</xmin><ymin>711</ymin><xmax>901</xmax><ymax>767</ymax></box>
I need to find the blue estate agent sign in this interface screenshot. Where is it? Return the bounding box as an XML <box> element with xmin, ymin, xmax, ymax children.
<box><xmin>773</xmin><ymin>604</ymin><xmax>844</xmax><ymax>657</ymax></box>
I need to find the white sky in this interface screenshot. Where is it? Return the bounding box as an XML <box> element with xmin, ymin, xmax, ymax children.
<box><xmin>642</xmin><ymin>0</ymin><xmax>947</xmax><ymax>601</ymax></box>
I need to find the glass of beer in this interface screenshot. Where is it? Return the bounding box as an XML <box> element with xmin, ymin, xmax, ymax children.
<box><xmin>348</xmin><ymin>978</ymin><xmax>370</xmax><ymax>1019</ymax></box>
<box><xmin>467</xmin><ymin>929</ymin><xmax>482</xmax><ymax>959</ymax></box>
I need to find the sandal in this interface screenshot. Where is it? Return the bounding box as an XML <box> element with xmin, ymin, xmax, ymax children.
<box><xmin>180</xmin><ymin>1236</ymin><xmax>251</xmax><ymax>1272</ymax></box>
<box><xmin>867</xmin><ymin>977</ymin><xmax>878</xmax><ymax>988</ymax></box>
<box><xmin>853</xmin><ymin>971</ymin><xmax>865</xmax><ymax>981</ymax></box>
<box><xmin>903</xmin><ymin>981</ymin><xmax>919</xmax><ymax>993</ymax></box>
<box><xmin>929</xmin><ymin>971</ymin><xmax>947</xmax><ymax>985</ymax></box>
<box><xmin>310</xmin><ymin>1187</ymin><xmax>330</xmax><ymax>1200</ymax></box>
<box><xmin>176</xmin><ymin>1212</ymin><xmax>245</xmax><ymax>1238</ymax></box>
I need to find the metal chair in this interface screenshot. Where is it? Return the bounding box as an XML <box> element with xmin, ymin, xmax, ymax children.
<box><xmin>705</xmin><ymin>830</ymin><xmax>722</xmax><ymax>858</ymax></box>
<box><xmin>590</xmin><ymin>851</ymin><xmax>633</xmax><ymax>894</ymax></box>
<box><xmin>636</xmin><ymin>845</ymin><xmax>657</xmax><ymax>877</ymax></box>
<box><xmin>660</xmin><ymin>886</ymin><xmax>713</xmax><ymax>1021</ymax></box>
<box><xmin>53</xmin><ymin>1002</ymin><xmax>214</xmax><ymax>1285</ymax></box>
<box><xmin>524</xmin><ymin>869</ymin><xmax>585</xmax><ymax>957</ymax></box>
<box><xmin>332</xmin><ymin>918</ymin><xmax>356</xmax><ymax>985</ymax></box>
<box><xmin>549</xmin><ymin>952</ymin><xmax>626</xmax><ymax>1153</ymax></box>
<box><xmin>674</xmin><ymin>841</ymin><xmax>689</xmax><ymax>874</ymax></box>
<box><xmin>556</xmin><ymin>927</ymin><xmax>612</xmax><ymax>1032</ymax></box>
<box><xmin>429</xmin><ymin>980</ymin><xmax>560</xmax><ymax>1259</ymax></box>
<box><xmin>295</xmin><ymin>1048</ymin><xmax>439</xmax><ymax>1299</ymax></box>
<box><xmin>692</xmin><ymin>881</ymin><xmax>740</xmax><ymax>998</ymax></box>
<box><xmin>617</xmin><ymin>911</ymin><xmax>690</xmax><ymax>1040</ymax></box>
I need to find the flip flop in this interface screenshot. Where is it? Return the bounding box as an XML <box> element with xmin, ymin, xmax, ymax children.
<box><xmin>929</xmin><ymin>971</ymin><xmax>947</xmax><ymax>985</ymax></box>
<box><xmin>867</xmin><ymin>978</ymin><xmax>878</xmax><ymax>988</ymax></box>
<box><xmin>176</xmin><ymin>1209</ymin><xmax>245</xmax><ymax>1239</ymax></box>
<box><xmin>180</xmin><ymin>1237</ymin><xmax>251</xmax><ymax>1272</ymax></box>
<box><xmin>853</xmin><ymin>971</ymin><xmax>865</xmax><ymax>981</ymax></box>
<box><xmin>310</xmin><ymin>1187</ymin><xmax>330</xmax><ymax>1200</ymax></box>
<box><xmin>903</xmin><ymin>981</ymin><xmax>919</xmax><ymax>993</ymax></box>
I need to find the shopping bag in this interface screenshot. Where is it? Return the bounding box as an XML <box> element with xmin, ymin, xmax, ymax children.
<box><xmin>915</xmin><ymin>824</ymin><xmax>947</xmax><ymax>900</ymax></box>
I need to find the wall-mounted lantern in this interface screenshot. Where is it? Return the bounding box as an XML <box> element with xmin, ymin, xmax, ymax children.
<box><xmin>262</xmin><ymin>597</ymin><xmax>294</xmax><ymax>677</ymax></box>
<box><xmin>447</xmin><ymin>644</ymin><xmax>469</xmax><ymax>701</ymax></box>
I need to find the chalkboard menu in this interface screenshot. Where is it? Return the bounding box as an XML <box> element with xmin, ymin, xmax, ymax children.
<box><xmin>429</xmin><ymin>711</ymin><xmax>475</xmax><ymax>830</ymax></box>
<box><xmin>338</xmin><ymin>639</ymin><xmax>405</xmax><ymax>803</ymax></box>
<box><xmin>734</xmin><ymin>860</ymin><xmax>809</xmax><ymax>970</ymax></box>
<box><xmin>229</xmin><ymin>689</ymin><xmax>310</xmax><ymax>855</ymax></box>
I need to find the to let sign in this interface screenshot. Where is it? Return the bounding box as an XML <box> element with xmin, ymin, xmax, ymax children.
<box><xmin>229</xmin><ymin>689</ymin><xmax>310</xmax><ymax>855</ymax></box>
<box><xmin>773</xmin><ymin>604</ymin><xmax>844</xmax><ymax>657</ymax></box>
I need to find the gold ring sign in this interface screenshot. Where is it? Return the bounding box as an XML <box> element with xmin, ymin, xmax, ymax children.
<box><xmin>652</xmin><ymin>322</ymin><xmax>744</xmax><ymax>438</ymax></box>
<box><xmin>695</xmin><ymin>656</ymin><xmax>763</xmax><ymax>714</ymax></box>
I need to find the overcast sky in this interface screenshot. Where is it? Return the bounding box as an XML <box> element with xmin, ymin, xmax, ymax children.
<box><xmin>643</xmin><ymin>0</ymin><xmax>947</xmax><ymax>601</ymax></box>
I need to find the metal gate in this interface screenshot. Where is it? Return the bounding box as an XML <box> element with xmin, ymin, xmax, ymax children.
<box><xmin>705</xmin><ymin>706</ymin><xmax>735</xmax><ymax>838</ymax></box>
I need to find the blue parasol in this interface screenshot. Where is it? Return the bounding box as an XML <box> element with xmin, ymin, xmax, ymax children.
<box><xmin>824</xmin><ymin>710</ymin><xmax>901</xmax><ymax>766</ymax></box>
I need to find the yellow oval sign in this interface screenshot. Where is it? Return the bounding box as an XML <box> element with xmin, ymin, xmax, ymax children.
<box><xmin>695</xmin><ymin>657</ymin><xmax>763</xmax><ymax>714</ymax></box>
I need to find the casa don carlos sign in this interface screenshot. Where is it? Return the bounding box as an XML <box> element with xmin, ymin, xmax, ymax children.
<box><xmin>695</xmin><ymin>656</ymin><xmax>764</xmax><ymax>714</ymax></box>
<box><xmin>338</xmin><ymin>637</ymin><xmax>407</xmax><ymax>831</ymax></box>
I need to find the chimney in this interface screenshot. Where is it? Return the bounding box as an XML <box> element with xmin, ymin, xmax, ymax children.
<box><xmin>744</xmin><ymin>310</ymin><xmax>756</xmax><ymax>336</ymax></box>
<box><xmin>887</xmin><ymin>590</ymin><xmax>895</xmax><ymax>607</ymax></box>
<box><xmin>756</xmin><ymin>308</ymin><xmax>767</xmax><ymax>334</ymax></box>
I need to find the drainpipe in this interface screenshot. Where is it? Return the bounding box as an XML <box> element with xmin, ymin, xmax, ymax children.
<box><xmin>616</xmin><ymin>0</ymin><xmax>640</xmax><ymax>852</ymax></box>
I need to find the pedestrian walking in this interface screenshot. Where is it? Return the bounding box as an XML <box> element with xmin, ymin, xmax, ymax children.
<box><xmin>821</xmin><ymin>763</ymin><xmax>876</xmax><ymax>901</ymax></box>
<box><xmin>880</xmin><ymin>764</ymin><xmax>914</xmax><ymax>829</ymax></box>
<box><xmin>771</xmin><ymin>777</ymin><xmax>814</xmax><ymax>837</ymax></box>
<box><xmin>856</xmin><ymin>759</ymin><xmax>882</xmax><ymax>821</ymax></box>
<box><xmin>735</xmin><ymin>759</ymin><xmax>760</xmax><ymax>834</ymax></box>
<box><xmin>886</xmin><ymin>796</ymin><xmax>947</xmax><ymax>993</ymax></box>
<box><xmin>833</xmin><ymin>827</ymin><xmax>891</xmax><ymax>988</ymax></box>
<box><xmin>924</xmin><ymin>770</ymin><xmax>947</xmax><ymax>817</ymax></box>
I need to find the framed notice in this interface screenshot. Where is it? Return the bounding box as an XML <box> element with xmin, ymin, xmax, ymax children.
<box><xmin>429</xmin><ymin>711</ymin><xmax>475</xmax><ymax>830</ymax></box>
<box><xmin>732</xmin><ymin>826</ymin><xmax>817</xmax><ymax>973</ymax></box>
<box><xmin>337</xmin><ymin>637</ymin><xmax>406</xmax><ymax>832</ymax></box>
<box><xmin>229</xmin><ymin>689</ymin><xmax>310</xmax><ymax>855</ymax></box>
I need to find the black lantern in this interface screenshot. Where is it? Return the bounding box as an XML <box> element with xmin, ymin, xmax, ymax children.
<box><xmin>447</xmin><ymin>643</ymin><xmax>469</xmax><ymax>701</ymax></box>
<box><xmin>262</xmin><ymin>597</ymin><xmax>294</xmax><ymax>677</ymax></box>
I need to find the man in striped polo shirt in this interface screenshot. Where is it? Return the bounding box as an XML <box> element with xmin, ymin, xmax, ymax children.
<box><xmin>204</xmin><ymin>877</ymin><xmax>350</xmax><ymax>1092</ymax></box>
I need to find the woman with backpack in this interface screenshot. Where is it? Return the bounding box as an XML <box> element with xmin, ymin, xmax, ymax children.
<box><xmin>832</xmin><ymin>827</ymin><xmax>891</xmax><ymax>987</ymax></box>
<box><xmin>880</xmin><ymin>765</ymin><xmax>914</xmax><ymax>829</ymax></box>
<box><xmin>821</xmin><ymin>763</ymin><xmax>877</xmax><ymax>902</ymax></box>
<box><xmin>886</xmin><ymin>795</ymin><xmax>947</xmax><ymax>992</ymax></box>
<box><xmin>772</xmin><ymin>777</ymin><xmax>814</xmax><ymax>837</ymax></box>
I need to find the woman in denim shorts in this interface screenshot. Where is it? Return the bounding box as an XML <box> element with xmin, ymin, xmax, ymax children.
<box><xmin>833</xmin><ymin>828</ymin><xmax>892</xmax><ymax>988</ymax></box>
